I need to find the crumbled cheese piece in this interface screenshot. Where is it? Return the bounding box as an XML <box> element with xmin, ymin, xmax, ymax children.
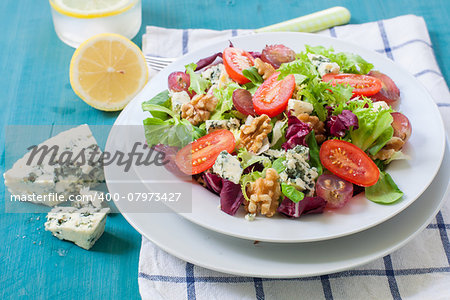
<box><xmin>171</xmin><ymin>91</ymin><xmax>191</xmax><ymax>114</ymax></box>
<box><xmin>205</xmin><ymin>118</ymin><xmax>240</xmax><ymax>133</ymax></box>
<box><xmin>201</xmin><ymin>64</ymin><xmax>224</xmax><ymax>84</ymax></box>
<box><xmin>45</xmin><ymin>205</ymin><xmax>109</xmax><ymax>250</ymax></box>
<box><xmin>287</xmin><ymin>99</ymin><xmax>314</xmax><ymax>115</ymax></box>
<box><xmin>279</xmin><ymin>146</ymin><xmax>318</xmax><ymax>196</ymax></box>
<box><xmin>372</xmin><ymin>101</ymin><xmax>390</xmax><ymax>111</ymax></box>
<box><xmin>307</xmin><ymin>53</ymin><xmax>340</xmax><ymax>76</ymax></box>
<box><xmin>317</xmin><ymin>62</ymin><xmax>340</xmax><ymax>77</ymax></box>
<box><xmin>245</xmin><ymin>213</ymin><xmax>256</xmax><ymax>222</ymax></box>
<box><xmin>212</xmin><ymin>151</ymin><xmax>243</xmax><ymax>184</ymax></box>
<box><xmin>3</xmin><ymin>125</ymin><xmax>104</xmax><ymax>206</ymax></box>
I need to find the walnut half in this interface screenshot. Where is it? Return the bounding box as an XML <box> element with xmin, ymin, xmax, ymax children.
<box><xmin>181</xmin><ymin>94</ymin><xmax>218</xmax><ymax>126</ymax></box>
<box><xmin>245</xmin><ymin>168</ymin><xmax>281</xmax><ymax>217</ymax></box>
<box><xmin>254</xmin><ymin>58</ymin><xmax>276</xmax><ymax>80</ymax></box>
<box><xmin>237</xmin><ymin>115</ymin><xmax>272</xmax><ymax>153</ymax></box>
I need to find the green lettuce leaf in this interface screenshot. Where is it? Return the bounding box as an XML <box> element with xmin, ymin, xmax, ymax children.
<box><xmin>185</xmin><ymin>63</ymin><xmax>211</xmax><ymax>94</ymax></box>
<box><xmin>211</xmin><ymin>82</ymin><xmax>241</xmax><ymax>120</ymax></box>
<box><xmin>141</xmin><ymin>90</ymin><xmax>171</xmax><ymax>120</ymax></box>
<box><xmin>142</xmin><ymin>103</ymin><xmax>205</xmax><ymax>148</ymax></box>
<box><xmin>243</xmin><ymin>67</ymin><xmax>264</xmax><ymax>85</ymax></box>
<box><xmin>281</xmin><ymin>182</ymin><xmax>305</xmax><ymax>203</ymax></box>
<box><xmin>365</xmin><ymin>171</ymin><xmax>403</xmax><ymax>204</ymax></box>
<box><xmin>305</xmin><ymin>45</ymin><xmax>374</xmax><ymax>74</ymax></box>
<box><xmin>305</xmin><ymin>131</ymin><xmax>323</xmax><ymax>175</ymax></box>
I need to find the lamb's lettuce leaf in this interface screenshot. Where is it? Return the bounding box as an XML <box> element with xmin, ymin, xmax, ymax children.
<box><xmin>365</xmin><ymin>171</ymin><xmax>403</xmax><ymax>204</ymax></box>
<box><xmin>281</xmin><ymin>183</ymin><xmax>305</xmax><ymax>203</ymax></box>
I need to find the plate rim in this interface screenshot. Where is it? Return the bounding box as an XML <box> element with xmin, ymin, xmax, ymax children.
<box><xmin>111</xmin><ymin>31</ymin><xmax>446</xmax><ymax>243</ymax></box>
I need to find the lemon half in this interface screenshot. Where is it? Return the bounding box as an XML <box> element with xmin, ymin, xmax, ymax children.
<box><xmin>50</xmin><ymin>0</ymin><xmax>137</xmax><ymax>18</ymax></box>
<box><xmin>69</xmin><ymin>33</ymin><xmax>148</xmax><ymax>111</ymax></box>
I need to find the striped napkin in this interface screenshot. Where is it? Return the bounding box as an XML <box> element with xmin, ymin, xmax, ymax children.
<box><xmin>140</xmin><ymin>15</ymin><xmax>450</xmax><ymax>300</ymax></box>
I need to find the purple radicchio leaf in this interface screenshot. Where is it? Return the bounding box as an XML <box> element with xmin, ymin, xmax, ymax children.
<box><xmin>202</xmin><ymin>173</ymin><xmax>244</xmax><ymax>216</ymax></box>
<box><xmin>282</xmin><ymin>115</ymin><xmax>312</xmax><ymax>150</ymax></box>
<box><xmin>195</xmin><ymin>52</ymin><xmax>223</xmax><ymax>71</ymax></box>
<box><xmin>248</xmin><ymin>51</ymin><xmax>261</xmax><ymax>59</ymax></box>
<box><xmin>202</xmin><ymin>173</ymin><xmax>223</xmax><ymax>194</ymax></box>
<box><xmin>277</xmin><ymin>196</ymin><xmax>327</xmax><ymax>218</ymax></box>
<box><xmin>326</xmin><ymin>110</ymin><xmax>359</xmax><ymax>137</ymax></box>
<box><xmin>219</xmin><ymin>179</ymin><xmax>245</xmax><ymax>216</ymax></box>
<box><xmin>152</xmin><ymin>144</ymin><xmax>185</xmax><ymax>176</ymax></box>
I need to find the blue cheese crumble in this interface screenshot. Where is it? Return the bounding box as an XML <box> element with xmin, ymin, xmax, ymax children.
<box><xmin>266</xmin><ymin>146</ymin><xmax>318</xmax><ymax>196</ymax></box>
<box><xmin>307</xmin><ymin>53</ymin><xmax>340</xmax><ymax>77</ymax></box>
<box><xmin>201</xmin><ymin>64</ymin><xmax>224</xmax><ymax>84</ymax></box>
<box><xmin>212</xmin><ymin>151</ymin><xmax>243</xmax><ymax>184</ymax></box>
<box><xmin>170</xmin><ymin>91</ymin><xmax>191</xmax><ymax>115</ymax></box>
<box><xmin>205</xmin><ymin>118</ymin><xmax>240</xmax><ymax>134</ymax></box>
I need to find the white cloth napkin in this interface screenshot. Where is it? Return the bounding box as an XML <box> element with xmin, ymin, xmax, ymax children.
<box><xmin>139</xmin><ymin>15</ymin><xmax>450</xmax><ymax>300</ymax></box>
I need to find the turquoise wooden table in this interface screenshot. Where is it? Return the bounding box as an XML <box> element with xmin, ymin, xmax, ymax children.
<box><xmin>1</xmin><ymin>0</ymin><xmax>448</xmax><ymax>299</ymax></box>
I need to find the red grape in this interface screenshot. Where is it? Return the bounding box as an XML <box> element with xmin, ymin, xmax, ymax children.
<box><xmin>391</xmin><ymin>112</ymin><xmax>412</xmax><ymax>142</ymax></box>
<box><xmin>232</xmin><ymin>89</ymin><xmax>256</xmax><ymax>116</ymax></box>
<box><xmin>368</xmin><ymin>71</ymin><xmax>400</xmax><ymax>104</ymax></box>
<box><xmin>261</xmin><ymin>44</ymin><xmax>296</xmax><ymax>69</ymax></box>
<box><xmin>168</xmin><ymin>71</ymin><xmax>194</xmax><ymax>97</ymax></box>
<box><xmin>316</xmin><ymin>174</ymin><xmax>353</xmax><ymax>209</ymax></box>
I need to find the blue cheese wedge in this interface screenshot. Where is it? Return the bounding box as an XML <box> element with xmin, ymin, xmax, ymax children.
<box><xmin>205</xmin><ymin>118</ymin><xmax>240</xmax><ymax>134</ymax></box>
<box><xmin>3</xmin><ymin>125</ymin><xmax>104</xmax><ymax>206</ymax></box>
<box><xmin>279</xmin><ymin>146</ymin><xmax>318</xmax><ymax>196</ymax></box>
<box><xmin>71</xmin><ymin>187</ymin><xmax>108</xmax><ymax>210</ymax></box>
<box><xmin>45</xmin><ymin>205</ymin><xmax>110</xmax><ymax>250</ymax></box>
<box><xmin>170</xmin><ymin>91</ymin><xmax>191</xmax><ymax>115</ymax></box>
<box><xmin>307</xmin><ymin>53</ymin><xmax>340</xmax><ymax>77</ymax></box>
<box><xmin>212</xmin><ymin>151</ymin><xmax>243</xmax><ymax>184</ymax></box>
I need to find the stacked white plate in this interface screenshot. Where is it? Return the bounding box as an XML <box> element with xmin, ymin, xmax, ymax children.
<box><xmin>105</xmin><ymin>33</ymin><xmax>449</xmax><ymax>277</ymax></box>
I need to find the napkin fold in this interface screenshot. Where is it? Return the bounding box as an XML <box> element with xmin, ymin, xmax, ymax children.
<box><xmin>139</xmin><ymin>15</ymin><xmax>450</xmax><ymax>300</ymax></box>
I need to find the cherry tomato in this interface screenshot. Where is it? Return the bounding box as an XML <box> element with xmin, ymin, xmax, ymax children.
<box><xmin>319</xmin><ymin>140</ymin><xmax>380</xmax><ymax>187</ymax></box>
<box><xmin>175</xmin><ymin>130</ymin><xmax>236</xmax><ymax>175</ymax></box>
<box><xmin>322</xmin><ymin>73</ymin><xmax>383</xmax><ymax>97</ymax></box>
<box><xmin>252</xmin><ymin>72</ymin><xmax>295</xmax><ymax>117</ymax></box>
<box><xmin>368</xmin><ymin>71</ymin><xmax>400</xmax><ymax>104</ymax></box>
<box><xmin>223</xmin><ymin>47</ymin><xmax>255</xmax><ymax>85</ymax></box>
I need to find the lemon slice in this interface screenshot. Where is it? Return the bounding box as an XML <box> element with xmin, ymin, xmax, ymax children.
<box><xmin>70</xmin><ymin>33</ymin><xmax>148</xmax><ymax>111</ymax></box>
<box><xmin>49</xmin><ymin>0</ymin><xmax>137</xmax><ymax>18</ymax></box>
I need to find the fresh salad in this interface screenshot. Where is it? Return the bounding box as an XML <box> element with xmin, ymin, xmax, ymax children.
<box><xmin>142</xmin><ymin>43</ymin><xmax>411</xmax><ymax>220</ymax></box>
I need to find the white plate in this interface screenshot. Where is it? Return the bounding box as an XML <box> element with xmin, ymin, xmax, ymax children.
<box><xmin>105</xmin><ymin>141</ymin><xmax>449</xmax><ymax>278</ymax></box>
<box><xmin>111</xmin><ymin>32</ymin><xmax>445</xmax><ymax>243</ymax></box>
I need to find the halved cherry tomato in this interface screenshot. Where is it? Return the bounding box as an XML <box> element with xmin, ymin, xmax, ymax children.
<box><xmin>319</xmin><ymin>140</ymin><xmax>380</xmax><ymax>187</ymax></box>
<box><xmin>175</xmin><ymin>129</ymin><xmax>235</xmax><ymax>175</ymax></box>
<box><xmin>252</xmin><ymin>72</ymin><xmax>295</xmax><ymax>117</ymax></box>
<box><xmin>223</xmin><ymin>47</ymin><xmax>255</xmax><ymax>84</ymax></box>
<box><xmin>322</xmin><ymin>73</ymin><xmax>383</xmax><ymax>97</ymax></box>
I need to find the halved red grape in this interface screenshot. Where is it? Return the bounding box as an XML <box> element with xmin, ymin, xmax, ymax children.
<box><xmin>368</xmin><ymin>71</ymin><xmax>400</xmax><ymax>104</ymax></box>
<box><xmin>168</xmin><ymin>71</ymin><xmax>194</xmax><ymax>97</ymax></box>
<box><xmin>261</xmin><ymin>44</ymin><xmax>296</xmax><ymax>69</ymax></box>
<box><xmin>316</xmin><ymin>174</ymin><xmax>353</xmax><ymax>209</ymax></box>
<box><xmin>232</xmin><ymin>89</ymin><xmax>256</xmax><ymax>116</ymax></box>
<box><xmin>391</xmin><ymin>112</ymin><xmax>412</xmax><ymax>142</ymax></box>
